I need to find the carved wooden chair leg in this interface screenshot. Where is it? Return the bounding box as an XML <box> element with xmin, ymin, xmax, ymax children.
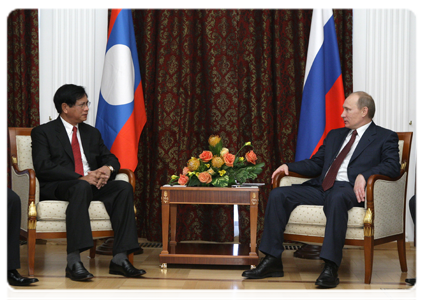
<box><xmin>363</xmin><ymin>209</ymin><xmax>375</xmax><ymax>284</ymax></box>
<box><xmin>364</xmin><ymin>236</ymin><xmax>374</xmax><ymax>284</ymax></box>
<box><xmin>27</xmin><ymin>229</ymin><xmax>36</xmax><ymax>276</ymax></box>
<box><xmin>397</xmin><ymin>235</ymin><xmax>408</xmax><ymax>272</ymax></box>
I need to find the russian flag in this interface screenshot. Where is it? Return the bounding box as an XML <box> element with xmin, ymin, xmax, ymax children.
<box><xmin>96</xmin><ymin>9</ymin><xmax>146</xmax><ymax>171</ymax></box>
<box><xmin>295</xmin><ymin>9</ymin><xmax>345</xmax><ymax>162</ymax></box>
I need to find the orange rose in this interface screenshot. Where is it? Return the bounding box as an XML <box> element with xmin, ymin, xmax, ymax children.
<box><xmin>178</xmin><ymin>174</ymin><xmax>189</xmax><ymax>185</ymax></box>
<box><xmin>245</xmin><ymin>150</ymin><xmax>257</xmax><ymax>165</ymax></box>
<box><xmin>223</xmin><ymin>153</ymin><xmax>235</xmax><ymax>167</ymax></box>
<box><xmin>198</xmin><ymin>171</ymin><xmax>212</xmax><ymax>184</ymax></box>
<box><xmin>182</xmin><ymin>167</ymin><xmax>190</xmax><ymax>175</ymax></box>
<box><xmin>199</xmin><ymin>150</ymin><xmax>213</xmax><ymax>162</ymax></box>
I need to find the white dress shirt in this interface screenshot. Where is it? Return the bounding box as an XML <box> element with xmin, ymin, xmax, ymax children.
<box><xmin>335</xmin><ymin>121</ymin><xmax>372</xmax><ymax>182</ymax></box>
<box><xmin>60</xmin><ymin>117</ymin><xmax>91</xmax><ymax>176</ymax></box>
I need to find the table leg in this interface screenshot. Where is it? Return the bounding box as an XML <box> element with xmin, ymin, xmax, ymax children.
<box><xmin>170</xmin><ymin>204</ymin><xmax>177</xmax><ymax>247</ymax></box>
<box><xmin>249</xmin><ymin>191</ymin><xmax>258</xmax><ymax>256</ymax></box>
<box><xmin>161</xmin><ymin>191</ymin><xmax>170</xmax><ymax>255</ymax></box>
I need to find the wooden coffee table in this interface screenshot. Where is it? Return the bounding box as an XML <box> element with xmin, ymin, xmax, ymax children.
<box><xmin>160</xmin><ymin>186</ymin><xmax>260</xmax><ymax>268</ymax></box>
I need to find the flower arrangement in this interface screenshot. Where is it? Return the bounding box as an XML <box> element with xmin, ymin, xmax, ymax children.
<box><xmin>168</xmin><ymin>135</ymin><xmax>264</xmax><ymax>187</ymax></box>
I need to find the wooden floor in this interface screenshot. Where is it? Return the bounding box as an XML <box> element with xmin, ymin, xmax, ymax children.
<box><xmin>7</xmin><ymin>239</ymin><xmax>417</xmax><ymax>296</ymax></box>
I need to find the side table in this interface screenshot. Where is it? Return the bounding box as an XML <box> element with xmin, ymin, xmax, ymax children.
<box><xmin>160</xmin><ymin>186</ymin><xmax>260</xmax><ymax>268</ymax></box>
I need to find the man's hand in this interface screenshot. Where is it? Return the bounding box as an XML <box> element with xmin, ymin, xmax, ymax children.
<box><xmin>354</xmin><ymin>174</ymin><xmax>366</xmax><ymax>203</ymax></box>
<box><xmin>95</xmin><ymin>166</ymin><xmax>111</xmax><ymax>189</ymax></box>
<box><xmin>272</xmin><ymin>164</ymin><xmax>289</xmax><ymax>184</ymax></box>
<box><xmin>79</xmin><ymin>166</ymin><xmax>111</xmax><ymax>189</ymax></box>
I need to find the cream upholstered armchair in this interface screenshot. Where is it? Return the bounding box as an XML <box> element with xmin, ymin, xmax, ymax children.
<box><xmin>273</xmin><ymin>132</ymin><xmax>412</xmax><ymax>284</ymax></box>
<box><xmin>8</xmin><ymin>127</ymin><xmax>136</xmax><ymax>276</ymax></box>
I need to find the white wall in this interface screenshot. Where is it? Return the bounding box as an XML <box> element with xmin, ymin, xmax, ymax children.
<box><xmin>353</xmin><ymin>9</ymin><xmax>416</xmax><ymax>241</ymax></box>
<box><xmin>39</xmin><ymin>9</ymin><xmax>108</xmax><ymax>126</ymax></box>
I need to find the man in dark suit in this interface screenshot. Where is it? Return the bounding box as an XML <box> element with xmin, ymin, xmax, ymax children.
<box><xmin>31</xmin><ymin>84</ymin><xmax>145</xmax><ymax>281</ymax></box>
<box><xmin>8</xmin><ymin>188</ymin><xmax>39</xmax><ymax>286</ymax></box>
<box><xmin>242</xmin><ymin>91</ymin><xmax>400</xmax><ymax>288</ymax></box>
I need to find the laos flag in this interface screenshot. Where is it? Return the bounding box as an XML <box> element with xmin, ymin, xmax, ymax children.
<box><xmin>295</xmin><ymin>9</ymin><xmax>345</xmax><ymax>161</ymax></box>
<box><xmin>96</xmin><ymin>9</ymin><xmax>146</xmax><ymax>171</ymax></box>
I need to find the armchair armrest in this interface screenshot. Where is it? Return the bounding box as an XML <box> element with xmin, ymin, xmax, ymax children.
<box><xmin>273</xmin><ymin>171</ymin><xmax>313</xmax><ymax>189</ymax></box>
<box><xmin>116</xmin><ymin>168</ymin><xmax>136</xmax><ymax>193</ymax></box>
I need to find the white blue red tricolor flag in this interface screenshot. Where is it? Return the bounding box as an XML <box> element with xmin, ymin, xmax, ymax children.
<box><xmin>96</xmin><ymin>9</ymin><xmax>147</xmax><ymax>171</ymax></box>
<box><xmin>295</xmin><ymin>9</ymin><xmax>345</xmax><ymax>161</ymax></box>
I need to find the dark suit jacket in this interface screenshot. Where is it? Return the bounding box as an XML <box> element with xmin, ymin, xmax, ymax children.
<box><xmin>286</xmin><ymin>122</ymin><xmax>401</xmax><ymax>187</ymax></box>
<box><xmin>31</xmin><ymin>117</ymin><xmax>120</xmax><ymax>200</ymax></box>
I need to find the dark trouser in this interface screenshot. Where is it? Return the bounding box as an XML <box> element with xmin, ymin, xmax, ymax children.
<box><xmin>259</xmin><ymin>181</ymin><xmax>364</xmax><ymax>267</ymax></box>
<box><xmin>408</xmin><ymin>193</ymin><xmax>420</xmax><ymax>244</ymax></box>
<box><xmin>8</xmin><ymin>188</ymin><xmax>22</xmax><ymax>270</ymax></box>
<box><xmin>51</xmin><ymin>180</ymin><xmax>139</xmax><ymax>256</ymax></box>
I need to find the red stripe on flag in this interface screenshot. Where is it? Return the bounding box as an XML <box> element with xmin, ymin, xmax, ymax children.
<box><xmin>110</xmin><ymin>83</ymin><xmax>146</xmax><ymax>171</ymax></box>
<box><xmin>107</xmin><ymin>9</ymin><xmax>122</xmax><ymax>40</ymax></box>
<box><xmin>110</xmin><ymin>112</ymin><xmax>138</xmax><ymax>171</ymax></box>
<box><xmin>310</xmin><ymin>75</ymin><xmax>345</xmax><ymax>156</ymax></box>
<box><xmin>133</xmin><ymin>83</ymin><xmax>147</xmax><ymax>138</ymax></box>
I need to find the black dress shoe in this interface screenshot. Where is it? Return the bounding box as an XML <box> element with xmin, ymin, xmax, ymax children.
<box><xmin>109</xmin><ymin>259</ymin><xmax>146</xmax><ymax>277</ymax></box>
<box><xmin>405</xmin><ymin>276</ymin><xmax>420</xmax><ymax>286</ymax></box>
<box><xmin>65</xmin><ymin>262</ymin><xmax>94</xmax><ymax>281</ymax></box>
<box><xmin>315</xmin><ymin>260</ymin><xmax>339</xmax><ymax>288</ymax></box>
<box><xmin>242</xmin><ymin>255</ymin><xmax>284</xmax><ymax>279</ymax></box>
<box><xmin>8</xmin><ymin>270</ymin><xmax>39</xmax><ymax>286</ymax></box>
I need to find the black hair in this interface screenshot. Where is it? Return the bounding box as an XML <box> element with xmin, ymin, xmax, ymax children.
<box><xmin>53</xmin><ymin>84</ymin><xmax>88</xmax><ymax>114</ymax></box>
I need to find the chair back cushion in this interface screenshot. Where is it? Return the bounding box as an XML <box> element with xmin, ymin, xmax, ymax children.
<box><xmin>15</xmin><ymin>135</ymin><xmax>41</xmax><ymax>204</ymax></box>
<box><xmin>372</xmin><ymin>172</ymin><xmax>407</xmax><ymax>239</ymax></box>
<box><xmin>16</xmin><ymin>135</ymin><xmax>34</xmax><ymax>170</ymax></box>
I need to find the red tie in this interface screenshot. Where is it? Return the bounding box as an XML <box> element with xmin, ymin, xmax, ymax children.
<box><xmin>321</xmin><ymin>130</ymin><xmax>358</xmax><ymax>191</ymax></box>
<box><xmin>72</xmin><ymin>126</ymin><xmax>84</xmax><ymax>175</ymax></box>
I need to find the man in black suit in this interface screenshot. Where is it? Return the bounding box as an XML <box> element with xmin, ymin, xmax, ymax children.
<box><xmin>8</xmin><ymin>188</ymin><xmax>39</xmax><ymax>286</ymax></box>
<box><xmin>242</xmin><ymin>91</ymin><xmax>400</xmax><ymax>288</ymax></box>
<box><xmin>31</xmin><ymin>84</ymin><xmax>145</xmax><ymax>281</ymax></box>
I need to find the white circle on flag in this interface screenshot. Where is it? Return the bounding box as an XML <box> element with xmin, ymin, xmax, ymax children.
<box><xmin>101</xmin><ymin>44</ymin><xmax>135</xmax><ymax>106</ymax></box>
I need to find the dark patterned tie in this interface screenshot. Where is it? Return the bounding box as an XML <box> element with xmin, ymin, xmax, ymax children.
<box><xmin>321</xmin><ymin>130</ymin><xmax>358</xmax><ymax>191</ymax></box>
<box><xmin>72</xmin><ymin>126</ymin><xmax>84</xmax><ymax>175</ymax></box>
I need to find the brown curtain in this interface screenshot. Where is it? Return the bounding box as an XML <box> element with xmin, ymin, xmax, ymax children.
<box><xmin>132</xmin><ymin>9</ymin><xmax>353</xmax><ymax>243</ymax></box>
<box><xmin>7</xmin><ymin>9</ymin><xmax>39</xmax><ymax>187</ymax></box>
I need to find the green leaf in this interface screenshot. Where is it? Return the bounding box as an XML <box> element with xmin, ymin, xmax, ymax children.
<box><xmin>234</xmin><ymin>169</ymin><xmax>249</xmax><ymax>184</ymax></box>
<box><xmin>187</xmin><ymin>176</ymin><xmax>201</xmax><ymax>187</ymax></box>
<box><xmin>168</xmin><ymin>177</ymin><xmax>179</xmax><ymax>186</ymax></box>
<box><xmin>198</xmin><ymin>161</ymin><xmax>208</xmax><ymax>172</ymax></box>
<box><xmin>228</xmin><ymin>176</ymin><xmax>237</xmax><ymax>186</ymax></box>
<box><xmin>211</xmin><ymin>175</ymin><xmax>229</xmax><ymax>187</ymax></box>
<box><xmin>209</xmin><ymin>140</ymin><xmax>223</xmax><ymax>156</ymax></box>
